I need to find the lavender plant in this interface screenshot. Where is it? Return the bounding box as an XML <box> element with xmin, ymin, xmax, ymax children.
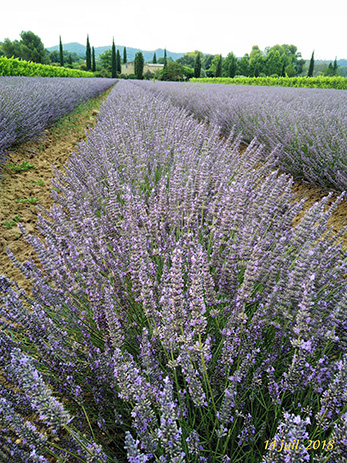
<box><xmin>131</xmin><ymin>80</ymin><xmax>347</xmax><ymax>192</ymax></box>
<box><xmin>0</xmin><ymin>76</ymin><xmax>117</xmax><ymax>179</ymax></box>
<box><xmin>1</xmin><ymin>81</ymin><xmax>347</xmax><ymax>462</ymax></box>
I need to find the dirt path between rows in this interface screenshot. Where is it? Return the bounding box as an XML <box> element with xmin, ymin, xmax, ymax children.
<box><xmin>1</xmin><ymin>89</ymin><xmax>347</xmax><ymax>297</ymax></box>
<box><xmin>0</xmin><ymin>87</ymin><xmax>113</xmax><ymax>296</ymax></box>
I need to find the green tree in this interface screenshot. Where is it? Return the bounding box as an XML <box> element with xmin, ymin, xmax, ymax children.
<box><xmin>153</xmin><ymin>52</ymin><xmax>157</xmax><ymax>64</ymax></box>
<box><xmin>111</xmin><ymin>39</ymin><xmax>117</xmax><ymax>78</ymax></box>
<box><xmin>210</xmin><ymin>54</ymin><xmax>223</xmax><ymax>77</ymax></box>
<box><xmin>86</xmin><ymin>35</ymin><xmax>91</xmax><ymax>71</ymax></box>
<box><xmin>123</xmin><ymin>47</ymin><xmax>127</xmax><ymax>64</ymax></box>
<box><xmin>308</xmin><ymin>51</ymin><xmax>314</xmax><ymax>77</ymax></box>
<box><xmin>223</xmin><ymin>52</ymin><xmax>237</xmax><ymax>78</ymax></box>
<box><xmin>92</xmin><ymin>47</ymin><xmax>96</xmax><ymax>72</ymax></box>
<box><xmin>177</xmin><ymin>52</ymin><xmax>195</xmax><ymax>68</ymax></box>
<box><xmin>263</xmin><ymin>44</ymin><xmax>304</xmax><ymax>77</ymax></box>
<box><xmin>237</xmin><ymin>54</ymin><xmax>250</xmax><ymax>76</ymax></box>
<box><xmin>2</xmin><ymin>31</ymin><xmax>48</xmax><ymax>63</ymax></box>
<box><xmin>59</xmin><ymin>36</ymin><xmax>64</xmax><ymax>66</ymax></box>
<box><xmin>194</xmin><ymin>52</ymin><xmax>201</xmax><ymax>78</ymax></box>
<box><xmin>323</xmin><ymin>59</ymin><xmax>339</xmax><ymax>76</ymax></box>
<box><xmin>159</xmin><ymin>61</ymin><xmax>185</xmax><ymax>81</ymax></box>
<box><xmin>164</xmin><ymin>48</ymin><xmax>167</xmax><ymax>68</ymax></box>
<box><xmin>116</xmin><ymin>49</ymin><xmax>121</xmax><ymax>74</ymax></box>
<box><xmin>201</xmin><ymin>54</ymin><xmax>215</xmax><ymax>71</ymax></box>
<box><xmin>158</xmin><ymin>56</ymin><xmax>173</xmax><ymax>65</ymax></box>
<box><xmin>99</xmin><ymin>49</ymin><xmax>112</xmax><ymax>71</ymax></box>
<box><xmin>249</xmin><ymin>45</ymin><xmax>263</xmax><ymax>77</ymax></box>
<box><xmin>264</xmin><ymin>48</ymin><xmax>282</xmax><ymax>76</ymax></box>
<box><xmin>216</xmin><ymin>54</ymin><xmax>222</xmax><ymax>77</ymax></box>
<box><xmin>134</xmin><ymin>51</ymin><xmax>144</xmax><ymax>79</ymax></box>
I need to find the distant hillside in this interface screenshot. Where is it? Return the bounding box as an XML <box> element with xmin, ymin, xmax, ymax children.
<box><xmin>46</xmin><ymin>42</ymin><xmax>185</xmax><ymax>62</ymax></box>
<box><xmin>306</xmin><ymin>59</ymin><xmax>347</xmax><ymax>66</ymax></box>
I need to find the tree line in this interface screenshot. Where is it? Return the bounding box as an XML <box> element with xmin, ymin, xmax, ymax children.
<box><xmin>0</xmin><ymin>31</ymin><xmax>344</xmax><ymax>80</ymax></box>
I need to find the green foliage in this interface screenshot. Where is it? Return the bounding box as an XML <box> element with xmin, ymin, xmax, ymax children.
<box><xmin>308</xmin><ymin>51</ymin><xmax>315</xmax><ymax>77</ymax></box>
<box><xmin>28</xmin><ymin>178</ymin><xmax>44</xmax><ymax>185</ymax></box>
<box><xmin>152</xmin><ymin>52</ymin><xmax>157</xmax><ymax>64</ymax></box>
<box><xmin>157</xmin><ymin>56</ymin><xmax>173</xmax><ymax>65</ymax></box>
<box><xmin>59</xmin><ymin>36</ymin><xmax>64</xmax><ymax>67</ymax></box>
<box><xmin>177</xmin><ymin>51</ymin><xmax>202</xmax><ymax>68</ymax></box>
<box><xmin>2</xmin><ymin>31</ymin><xmax>49</xmax><ymax>64</ymax></box>
<box><xmin>99</xmin><ymin>49</ymin><xmax>112</xmax><ymax>72</ymax></box>
<box><xmin>86</xmin><ymin>35</ymin><xmax>91</xmax><ymax>71</ymax></box>
<box><xmin>134</xmin><ymin>51</ymin><xmax>144</xmax><ymax>79</ymax></box>
<box><xmin>111</xmin><ymin>39</ymin><xmax>117</xmax><ymax>78</ymax></box>
<box><xmin>16</xmin><ymin>196</ymin><xmax>39</xmax><ymax>204</ymax></box>
<box><xmin>223</xmin><ymin>52</ymin><xmax>237</xmax><ymax>78</ymax></box>
<box><xmin>164</xmin><ymin>48</ymin><xmax>167</xmax><ymax>68</ymax></box>
<box><xmin>123</xmin><ymin>47</ymin><xmax>127</xmax><ymax>64</ymax></box>
<box><xmin>4</xmin><ymin>216</ymin><xmax>20</xmax><ymax>229</ymax></box>
<box><xmin>237</xmin><ymin>54</ymin><xmax>250</xmax><ymax>77</ymax></box>
<box><xmin>6</xmin><ymin>161</ymin><xmax>35</xmax><ymax>171</ymax></box>
<box><xmin>201</xmin><ymin>54</ymin><xmax>216</xmax><ymax>70</ymax></box>
<box><xmin>210</xmin><ymin>54</ymin><xmax>223</xmax><ymax>77</ymax></box>
<box><xmin>323</xmin><ymin>59</ymin><xmax>339</xmax><ymax>77</ymax></box>
<box><xmin>116</xmin><ymin>49</ymin><xmax>121</xmax><ymax>74</ymax></box>
<box><xmin>158</xmin><ymin>61</ymin><xmax>186</xmax><ymax>81</ymax></box>
<box><xmin>191</xmin><ymin>75</ymin><xmax>347</xmax><ymax>89</ymax></box>
<box><xmin>48</xmin><ymin>50</ymin><xmax>81</xmax><ymax>66</ymax></box>
<box><xmin>0</xmin><ymin>56</ymin><xmax>94</xmax><ymax>77</ymax></box>
<box><xmin>249</xmin><ymin>45</ymin><xmax>263</xmax><ymax>77</ymax></box>
<box><xmin>194</xmin><ymin>52</ymin><xmax>201</xmax><ymax>78</ymax></box>
<box><xmin>92</xmin><ymin>47</ymin><xmax>96</xmax><ymax>72</ymax></box>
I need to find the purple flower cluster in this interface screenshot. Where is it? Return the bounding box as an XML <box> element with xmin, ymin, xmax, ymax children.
<box><xmin>262</xmin><ymin>412</ymin><xmax>311</xmax><ymax>462</ymax></box>
<box><xmin>132</xmin><ymin>80</ymin><xmax>347</xmax><ymax>191</ymax></box>
<box><xmin>0</xmin><ymin>76</ymin><xmax>117</xmax><ymax>177</ymax></box>
<box><xmin>1</xmin><ymin>80</ymin><xmax>347</xmax><ymax>462</ymax></box>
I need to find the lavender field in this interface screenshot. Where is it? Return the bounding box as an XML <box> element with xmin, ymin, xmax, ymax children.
<box><xmin>132</xmin><ymin>80</ymin><xmax>347</xmax><ymax>192</ymax></box>
<box><xmin>0</xmin><ymin>76</ymin><xmax>117</xmax><ymax>176</ymax></box>
<box><xmin>1</xmin><ymin>80</ymin><xmax>347</xmax><ymax>462</ymax></box>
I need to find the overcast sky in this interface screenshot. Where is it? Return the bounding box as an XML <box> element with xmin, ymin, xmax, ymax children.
<box><xmin>1</xmin><ymin>0</ymin><xmax>346</xmax><ymax>60</ymax></box>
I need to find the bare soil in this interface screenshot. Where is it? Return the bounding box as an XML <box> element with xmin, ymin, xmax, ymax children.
<box><xmin>1</xmin><ymin>95</ymin><xmax>347</xmax><ymax>297</ymax></box>
<box><xmin>0</xmin><ymin>88</ymin><xmax>112</xmax><ymax>296</ymax></box>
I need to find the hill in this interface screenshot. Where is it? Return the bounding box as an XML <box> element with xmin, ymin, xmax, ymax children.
<box><xmin>46</xmin><ymin>42</ymin><xmax>185</xmax><ymax>62</ymax></box>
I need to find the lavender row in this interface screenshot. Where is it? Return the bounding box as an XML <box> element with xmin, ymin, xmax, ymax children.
<box><xmin>132</xmin><ymin>80</ymin><xmax>347</xmax><ymax>192</ymax></box>
<box><xmin>1</xmin><ymin>80</ymin><xmax>347</xmax><ymax>462</ymax></box>
<box><xmin>0</xmin><ymin>76</ymin><xmax>117</xmax><ymax>177</ymax></box>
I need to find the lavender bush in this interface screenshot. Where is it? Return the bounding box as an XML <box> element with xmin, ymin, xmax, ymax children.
<box><xmin>1</xmin><ymin>81</ymin><xmax>347</xmax><ymax>462</ymax></box>
<box><xmin>0</xmin><ymin>76</ymin><xmax>117</xmax><ymax>178</ymax></box>
<box><xmin>131</xmin><ymin>80</ymin><xmax>347</xmax><ymax>192</ymax></box>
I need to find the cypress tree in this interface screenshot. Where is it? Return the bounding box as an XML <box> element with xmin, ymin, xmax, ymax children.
<box><xmin>59</xmin><ymin>35</ymin><xmax>64</xmax><ymax>67</ymax></box>
<box><xmin>116</xmin><ymin>49</ymin><xmax>121</xmax><ymax>74</ymax></box>
<box><xmin>307</xmin><ymin>51</ymin><xmax>314</xmax><ymax>77</ymax></box>
<box><xmin>194</xmin><ymin>52</ymin><xmax>201</xmax><ymax>78</ymax></box>
<box><xmin>86</xmin><ymin>35</ymin><xmax>91</xmax><ymax>71</ymax></box>
<box><xmin>123</xmin><ymin>47</ymin><xmax>127</xmax><ymax>64</ymax></box>
<box><xmin>164</xmin><ymin>48</ymin><xmax>167</xmax><ymax>68</ymax></box>
<box><xmin>92</xmin><ymin>46</ymin><xmax>96</xmax><ymax>72</ymax></box>
<box><xmin>134</xmin><ymin>51</ymin><xmax>144</xmax><ymax>79</ymax></box>
<box><xmin>153</xmin><ymin>52</ymin><xmax>157</xmax><ymax>64</ymax></box>
<box><xmin>111</xmin><ymin>38</ymin><xmax>117</xmax><ymax>78</ymax></box>
<box><xmin>333</xmin><ymin>57</ymin><xmax>338</xmax><ymax>72</ymax></box>
<box><xmin>216</xmin><ymin>54</ymin><xmax>222</xmax><ymax>77</ymax></box>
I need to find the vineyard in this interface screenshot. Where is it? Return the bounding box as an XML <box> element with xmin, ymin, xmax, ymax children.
<box><xmin>0</xmin><ymin>78</ymin><xmax>347</xmax><ymax>463</ymax></box>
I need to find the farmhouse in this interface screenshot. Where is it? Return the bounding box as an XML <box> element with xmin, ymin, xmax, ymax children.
<box><xmin>121</xmin><ymin>61</ymin><xmax>164</xmax><ymax>75</ymax></box>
